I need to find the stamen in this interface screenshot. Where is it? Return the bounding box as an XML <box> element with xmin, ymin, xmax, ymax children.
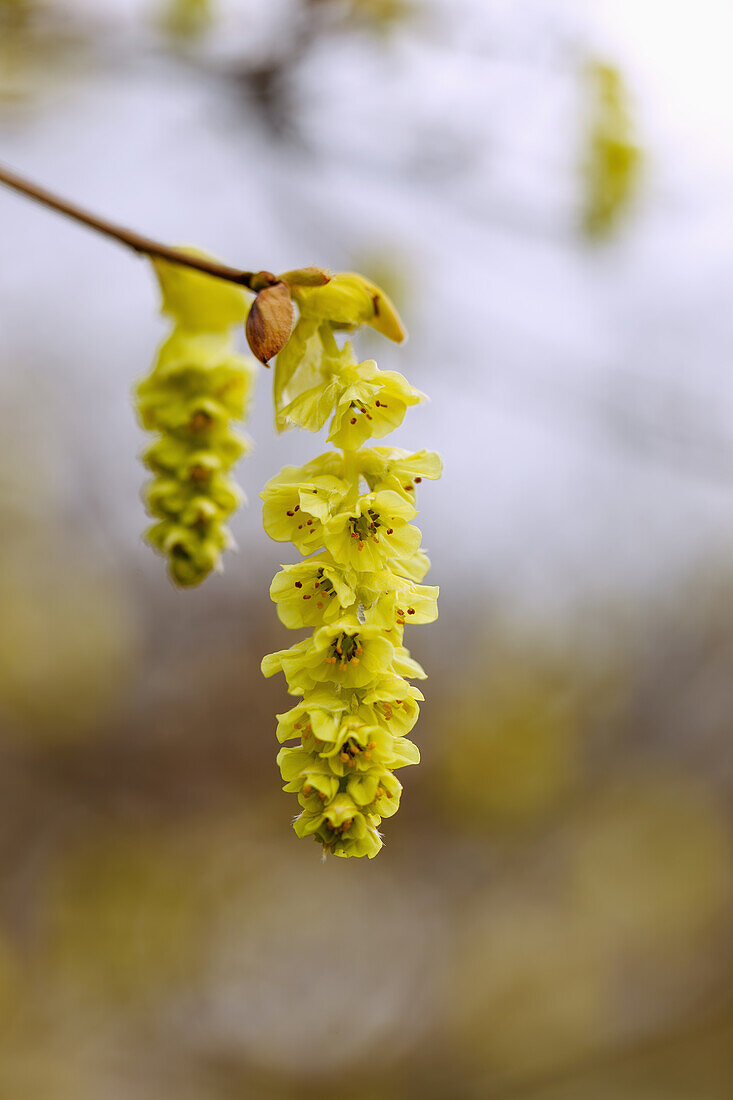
<box><xmin>189</xmin><ymin>465</ymin><xmax>210</xmax><ymax>485</ymax></box>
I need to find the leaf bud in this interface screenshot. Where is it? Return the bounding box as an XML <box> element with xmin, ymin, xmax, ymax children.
<box><xmin>246</xmin><ymin>282</ymin><xmax>296</xmax><ymax>365</ymax></box>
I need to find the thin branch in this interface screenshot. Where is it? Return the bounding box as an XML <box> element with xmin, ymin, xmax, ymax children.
<box><xmin>0</xmin><ymin>162</ymin><xmax>276</xmax><ymax>291</ymax></box>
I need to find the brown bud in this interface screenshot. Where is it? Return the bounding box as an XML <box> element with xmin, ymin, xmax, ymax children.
<box><xmin>246</xmin><ymin>282</ymin><xmax>295</xmax><ymax>365</ymax></box>
<box><xmin>248</xmin><ymin>270</ymin><xmax>278</xmax><ymax>292</ymax></box>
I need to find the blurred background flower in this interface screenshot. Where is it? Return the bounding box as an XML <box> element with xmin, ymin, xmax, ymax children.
<box><xmin>1</xmin><ymin>0</ymin><xmax>733</xmax><ymax>1096</ymax></box>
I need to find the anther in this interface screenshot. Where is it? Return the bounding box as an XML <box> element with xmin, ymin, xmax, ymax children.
<box><xmin>189</xmin><ymin>411</ymin><xmax>213</xmax><ymax>432</ymax></box>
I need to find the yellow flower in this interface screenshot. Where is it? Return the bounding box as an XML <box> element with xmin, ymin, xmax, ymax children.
<box><xmin>277</xmin><ymin>375</ymin><xmax>346</xmax><ymax>433</ymax></box>
<box><xmin>328</xmin><ymin>360</ymin><xmax>424</xmax><ymax>450</ymax></box>
<box><xmin>292</xmin><ymin>272</ymin><xmax>406</xmax><ymax>343</ymax></box>
<box><xmin>293</xmin><ymin>795</ymin><xmax>384</xmax><ymax>859</ymax></box>
<box><xmin>260</xmin><ymin>457</ymin><xmax>350</xmax><ymax>553</ymax></box>
<box><xmin>323</xmin><ymin>489</ymin><xmax>422</xmax><ymax>572</ymax></box>
<box><xmin>360</xmin><ymin>571</ymin><xmax>439</xmax><ymax>630</ymax></box>
<box><xmin>261</xmin><ymin>618</ymin><xmax>396</xmax><ymax>694</ymax></box>
<box><xmin>275</xmin><ymin>694</ymin><xmax>345</xmax><ymax>745</ymax></box>
<box><xmin>359</xmin><ymin>446</ymin><xmax>443</xmax><ymax>501</ymax></box>
<box><xmin>277</xmin><ymin>747</ymin><xmax>340</xmax><ymax>809</ymax></box>
<box><xmin>269</xmin><ymin>556</ymin><xmax>357</xmax><ymax>628</ymax></box>
<box><xmin>346</xmin><ymin>768</ymin><xmax>403</xmax><ymax>818</ymax></box>
<box><xmin>357</xmin><ymin>677</ymin><xmax>424</xmax><ymax>738</ymax></box>
<box><xmin>316</xmin><ymin>717</ymin><xmax>418</xmax><ymax>775</ymax></box>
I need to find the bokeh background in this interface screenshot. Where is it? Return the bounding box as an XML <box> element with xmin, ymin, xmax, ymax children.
<box><xmin>1</xmin><ymin>1</ymin><xmax>733</xmax><ymax>1096</ymax></box>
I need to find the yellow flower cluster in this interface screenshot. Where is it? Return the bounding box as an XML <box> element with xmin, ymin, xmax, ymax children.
<box><xmin>261</xmin><ymin>275</ymin><xmax>441</xmax><ymax>857</ymax></box>
<box><xmin>135</xmin><ymin>253</ymin><xmax>256</xmax><ymax>586</ymax></box>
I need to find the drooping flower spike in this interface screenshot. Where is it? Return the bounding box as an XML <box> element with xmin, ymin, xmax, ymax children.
<box><xmin>262</xmin><ymin>272</ymin><xmax>441</xmax><ymax>858</ymax></box>
<box><xmin>0</xmin><ymin>165</ymin><xmax>443</xmax><ymax>852</ymax></box>
<box><xmin>135</xmin><ymin>252</ymin><xmax>257</xmax><ymax>586</ymax></box>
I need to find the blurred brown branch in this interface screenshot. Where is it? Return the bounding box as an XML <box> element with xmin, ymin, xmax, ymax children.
<box><xmin>0</xmin><ymin>162</ymin><xmax>274</xmax><ymax>291</ymax></box>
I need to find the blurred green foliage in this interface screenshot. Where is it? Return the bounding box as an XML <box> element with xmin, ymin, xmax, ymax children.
<box><xmin>583</xmin><ymin>61</ymin><xmax>641</xmax><ymax>239</ymax></box>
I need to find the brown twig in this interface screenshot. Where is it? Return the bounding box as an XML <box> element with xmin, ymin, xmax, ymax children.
<box><xmin>0</xmin><ymin>162</ymin><xmax>276</xmax><ymax>291</ymax></box>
